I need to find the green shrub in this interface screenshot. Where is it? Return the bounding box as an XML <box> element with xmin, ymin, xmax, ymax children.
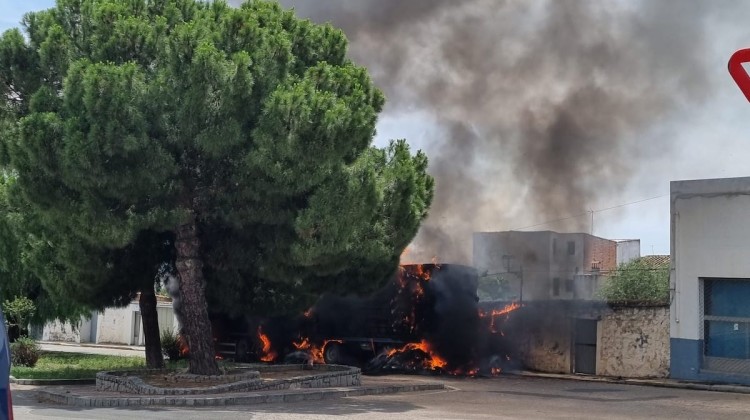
<box><xmin>10</xmin><ymin>336</ymin><xmax>40</xmax><ymax>367</ymax></box>
<box><xmin>160</xmin><ymin>329</ymin><xmax>185</xmax><ymax>361</ymax></box>
<box><xmin>3</xmin><ymin>296</ymin><xmax>36</xmax><ymax>341</ymax></box>
<box><xmin>597</xmin><ymin>258</ymin><xmax>669</xmax><ymax>304</ymax></box>
<box><xmin>478</xmin><ymin>274</ymin><xmax>514</xmax><ymax>301</ymax></box>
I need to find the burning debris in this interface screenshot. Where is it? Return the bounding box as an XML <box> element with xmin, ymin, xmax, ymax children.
<box><xmin>215</xmin><ymin>262</ymin><xmax>523</xmax><ymax>377</ymax></box>
<box><xmin>481</xmin><ymin>302</ymin><xmax>523</xmax><ymax>334</ymax></box>
<box><xmin>257</xmin><ymin>326</ymin><xmax>277</xmax><ymax>363</ymax></box>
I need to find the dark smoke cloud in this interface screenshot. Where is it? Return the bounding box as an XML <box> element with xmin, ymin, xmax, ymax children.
<box><xmin>233</xmin><ymin>0</ymin><xmax>712</xmax><ymax>263</ymax></box>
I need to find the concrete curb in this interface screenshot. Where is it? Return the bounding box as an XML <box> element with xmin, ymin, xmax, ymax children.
<box><xmin>37</xmin><ymin>382</ymin><xmax>446</xmax><ymax>407</ymax></box>
<box><xmin>512</xmin><ymin>371</ymin><xmax>750</xmax><ymax>395</ymax></box>
<box><xmin>10</xmin><ymin>377</ymin><xmax>95</xmax><ymax>386</ymax></box>
<box><xmin>96</xmin><ymin>364</ymin><xmax>360</xmax><ymax>395</ymax></box>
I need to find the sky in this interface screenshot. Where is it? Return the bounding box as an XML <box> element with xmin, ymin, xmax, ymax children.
<box><xmin>3</xmin><ymin>1</ymin><xmax>750</xmax><ymax>259</ymax></box>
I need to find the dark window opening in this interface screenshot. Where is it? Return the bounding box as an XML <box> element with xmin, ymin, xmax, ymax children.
<box><xmin>565</xmin><ymin>279</ymin><xmax>574</xmax><ymax>293</ymax></box>
<box><xmin>567</xmin><ymin>241</ymin><xmax>575</xmax><ymax>256</ymax></box>
<box><xmin>553</xmin><ymin>278</ymin><xmax>560</xmax><ymax>296</ymax></box>
<box><xmin>704</xmin><ymin>278</ymin><xmax>750</xmax><ymax>361</ymax></box>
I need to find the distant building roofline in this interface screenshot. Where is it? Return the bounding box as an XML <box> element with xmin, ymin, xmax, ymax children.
<box><xmin>474</xmin><ymin>230</ymin><xmax>628</xmax><ymax>244</ymax></box>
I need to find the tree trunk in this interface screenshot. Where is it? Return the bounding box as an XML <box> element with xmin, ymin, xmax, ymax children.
<box><xmin>174</xmin><ymin>214</ymin><xmax>220</xmax><ymax>375</ymax></box>
<box><xmin>139</xmin><ymin>286</ymin><xmax>165</xmax><ymax>369</ymax></box>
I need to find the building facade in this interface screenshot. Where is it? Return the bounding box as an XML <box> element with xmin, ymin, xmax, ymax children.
<box><xmin>38</xmin><ymin>294</ymin><xmax>178</xmax><ymax>346</ymax></box>
<box><xmin>671</xmin><ymin>176</ymin><xmax>750</xmax><ymax>384</ymax></box>
<box><xmin>473</xmin><ymin>231</ymin><xmax>640</xmax><ymax>301</ymax></box>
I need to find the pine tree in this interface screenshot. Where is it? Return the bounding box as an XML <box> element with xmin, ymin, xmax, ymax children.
<box><xmin>0</xmin><ymin>0</ymin><xmax>433</xmax><ymax>375</ymax></box>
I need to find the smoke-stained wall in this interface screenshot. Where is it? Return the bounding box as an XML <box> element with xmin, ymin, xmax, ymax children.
<box><xmin>233</xmin><ymin>0</ymin><xmax>712</xmax><ymax>263</ymax></box>
<box><xmin>515</xmin><ymin>302</ymin><xmax>669</xmax><ymax>378</ymax></box>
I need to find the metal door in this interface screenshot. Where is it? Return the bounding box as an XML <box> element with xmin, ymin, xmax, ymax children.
<box><xmin>574</xmin><ymin>318</ymin><xmax>597</xmax><ymax>374</ymax></box>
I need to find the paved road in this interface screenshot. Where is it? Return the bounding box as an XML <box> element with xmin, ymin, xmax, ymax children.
<box><xmin>11</xmin><ymin>375</ymin><xmax>750</xmax><ymax>419</ymax></box>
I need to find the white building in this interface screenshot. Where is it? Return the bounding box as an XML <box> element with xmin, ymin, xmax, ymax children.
<box><xmin>671</xmin><ymin>176</ymin><xmax>750</xmax><ymax>384</ymax></box>
<box><xmin>39</xmin><ymin>294</ymin><xmax>178</xmax><ymax>346</ymax></box>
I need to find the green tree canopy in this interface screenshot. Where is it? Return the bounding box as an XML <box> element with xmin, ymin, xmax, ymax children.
<box><xmin>0</xmin><ymin>174</ymin><xmax>92</xmax><ymax>325</ymax></box>
<box><xmin>0</xmin><ymin>172</ymin><xmax>172</xmax><ymax>366</ymax></box>
<box><xmin>597</xmin><ymin>258</ymin><xmax>669</xmax><ymax>305</ymax></box>
<box><xmin>0</xmin><ymin>0</ymin><xmax>433</xmax><ymax>374</ymax></box>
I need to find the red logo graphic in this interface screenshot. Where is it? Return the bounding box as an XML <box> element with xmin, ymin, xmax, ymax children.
<box><xmin>729</xmin><ymin>48</ymin><xmax>750</xmax><ymax>102</ymax></box>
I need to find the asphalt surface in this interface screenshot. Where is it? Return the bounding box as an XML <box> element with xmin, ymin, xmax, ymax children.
<box><xmin>20</xmin><ymin>343</ymin><xmax>750</xmax><ymax>418</ymax></box>
<box><xmin>11</xmin><ymin>374</ymin><xmax>750</xmax><ymax>419</ymax></box>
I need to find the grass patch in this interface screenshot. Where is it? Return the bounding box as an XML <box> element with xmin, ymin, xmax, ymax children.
<box><xmin>11</xmin><ymin>352</ymin><xmax>234</xmax><ymax>379</ymax></box>
<box><xmin>11</xmin><ymin>352</ymin><xmax>148</xmax><ymax>380</ymax></box>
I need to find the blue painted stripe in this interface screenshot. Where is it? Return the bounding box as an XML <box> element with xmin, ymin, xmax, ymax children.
<box><xmin>671</xmin><ymin>337</ymin><xmax>750</xmax><ymax>385</ymax></box>
<box><xmin>670</xmin><ymin>338</ymin><xmax>702</xmax><ymax>380</ymax></box>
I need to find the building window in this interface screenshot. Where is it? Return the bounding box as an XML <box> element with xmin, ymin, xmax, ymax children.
<box><xmin>703</xmin><ymin>278</ymin><xmax>750</xmax><ymax>373</ymax></box>
<box><xmin>567</xmin><ymin>241</ymin><xmax>575</xmax><ymax>256</ymax></box>
<box><xmin>565</xmin><ymin>279</ymin><xmax>574</xmax><ymax>293</ymax></box>
<box><xmin>552</xmin><ymin>278</ymin><xmax>560</xmax><ymax>296</ymax></box>
<box><xmin>552</xmin><ymin>238</ymin><xmax>557</xmax><ymax>256</ymax></box>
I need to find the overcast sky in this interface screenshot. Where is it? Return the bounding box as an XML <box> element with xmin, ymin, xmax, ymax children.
<box><xmin>3</xmin><ymin>1</ymin><xmax>750</xmax><ymax>258</ymax></box>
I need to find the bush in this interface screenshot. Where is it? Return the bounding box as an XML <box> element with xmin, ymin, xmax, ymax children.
<box><xmin>478</xmin><ymin>275</ymin><xmax>514</xmax><ymax>301</ymax></box>
<box><xmin>160</xmin><ymin>329</ymin><xmax>185</xmax><ymax>361</ymax></box>
<box><xmin>3</xmin><ymin>296</ymin><xmax>36</xmax><ymax>341</ymax></box>
<box><xmin>597</xmin><ymin>258</ymin><xmax>669</xmax><ymax>304</ymax></box>
<box><xmin>10</xmin><ymin>336</ymin><xmax>40</xmax><ymax>367</ymax></box>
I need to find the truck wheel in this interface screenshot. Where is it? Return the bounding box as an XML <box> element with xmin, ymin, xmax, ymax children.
<box><xmin>235</xmin><ymin>339</ymin><xmax>249</xmax><ymax>363</ymax></box>
<box><xmin>323</xmin><ymin>342</ymin><xmax>344</xmax><ymax>365</ymax></box>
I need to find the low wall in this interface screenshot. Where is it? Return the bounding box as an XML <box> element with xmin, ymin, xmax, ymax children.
<box><xmin>519</xmin><ymin>313</ymin><xmax>571</xmax><ymax>374</ymax></box>
<box><xmin>597</xmin><ymin>306</ymin><xmax>670</xmax><ymax>378</ymax></box>
<box><xmin>42</xmin><ymin>317</ymin><xmax>92</xmax><ymax>343</ymax></box>
<box><xmin>517</xmin><ymin>302</ymin><xmax>669</xmax><ymax>378</ymax></box>
<box><xmin>96</xmin><ymin>364</ymin><xmax>361</xmax><ymax>395</ymax></box>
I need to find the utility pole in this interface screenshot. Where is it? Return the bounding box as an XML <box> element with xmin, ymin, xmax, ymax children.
<box><xmin>519</xmin><ymin>265</ymin><xmax>524</xmax><ymax>303</ymax></box>
<box><xmin>590</xmin><ymin>209</ymin><xmax>594</xmax><ymax>235</ymax></box>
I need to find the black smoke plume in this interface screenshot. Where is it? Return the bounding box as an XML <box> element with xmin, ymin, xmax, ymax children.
<box><xmin>231</xmin><ymin>0</ymin><xmax>712</xmax><ymax>262</ymax></box>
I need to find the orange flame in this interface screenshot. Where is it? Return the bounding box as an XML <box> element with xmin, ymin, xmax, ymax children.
<box><xmin>414</xmin><ymin>264</ymin><xmax>431</xmax><ymax>281</ymax></box>
<box><xmin>479</xmin><ymin>301</ymin><xmax>523</xmax><ymax>333</ymax></box>
<box><xmin>491</xmin><ymin>301</ymin><xmax>522</xmax><ymax>317</ymax></box>
<box><xmin>257</xmin><ymin>326</ymin><xmax>277</xmax><ymax>362</ymax></box>
<box><xmin>177</xmin><ymin>334</ymin><xmax>189</xmax><ymax>357</ymax></box>
<box><xmin>304</xmin><ymin>308</ymin><xmax>314</xmax><ymax>318</ymax></box>
<box><xmin>387</xmin><ymin>340</ymin><xmax>448</xmax><ymax>370</ymax></box>
<box><xmin>293</xmin><ymin>338</ymin><xmax>343</xmax><ymax>364</ymax></box>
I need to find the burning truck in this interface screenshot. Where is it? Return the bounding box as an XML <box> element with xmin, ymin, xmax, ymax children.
<box><xmin>213</xmin><ymin>263</ymin><xmax>522</xmax><ymax>376</ymax></box>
